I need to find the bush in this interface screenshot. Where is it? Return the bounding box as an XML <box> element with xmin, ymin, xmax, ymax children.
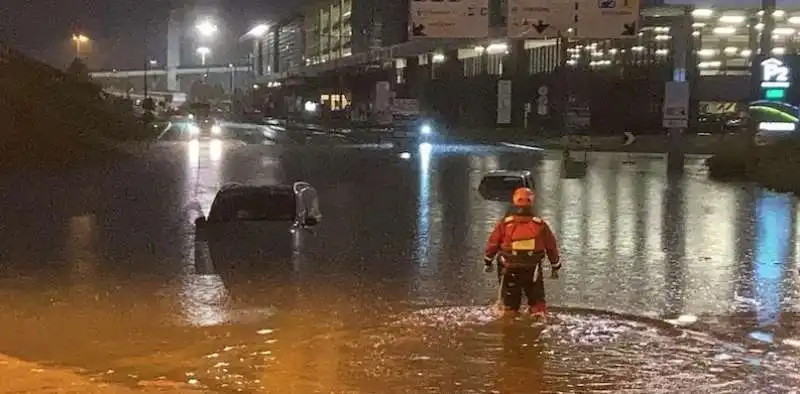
<box><xmin>0</xmin><ymin>47</ymin><xmax>151</xmax><ymax>169</ymax></box>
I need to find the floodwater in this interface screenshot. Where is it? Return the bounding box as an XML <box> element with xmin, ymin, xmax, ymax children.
<box><xmin>0</xmin><ymin>138</ymin><xmax>798</xmax><ymax>393</ymax></box>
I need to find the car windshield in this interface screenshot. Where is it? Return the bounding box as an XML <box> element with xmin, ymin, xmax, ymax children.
<box><xmin>210</xmin><ymin>189</ymin><xmax>296</xmax><ymax>222</ymax></box>
<box><xmin>480</xmin><ymin>175</ymin><xmax>526</xmax><ymax>197</ymax></box>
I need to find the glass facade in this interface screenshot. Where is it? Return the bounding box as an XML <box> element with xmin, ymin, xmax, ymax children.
<box><xmin>277</xmin><ymin>19</ymin><xmax>304</xmax><ymax>75</ymax></box>
<box><xmin>304</xmin><ymin>0</ymin><xmax>354</xmax><ymax>65</ymax></box>
<box><xmin>256</xmin><ymin>3</ymin><xmax>800</xmax><ymax>80</ymax></box>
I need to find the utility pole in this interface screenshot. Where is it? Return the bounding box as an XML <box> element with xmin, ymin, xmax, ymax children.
<box><xmin>144</xmin><ymin>19</ymin><xmax>149</xmax><ymax>99</ymax></box>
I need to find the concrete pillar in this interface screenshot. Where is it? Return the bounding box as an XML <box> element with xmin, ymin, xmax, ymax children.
<box><xmin>666</xmin><ymin>8</ymin><xmax>692</xmax><ymax>174</ymax></box>
<box><xmin>500</xmin><ymin>40</ymin><xmax>527</xmax><ymax>128</ymax></box>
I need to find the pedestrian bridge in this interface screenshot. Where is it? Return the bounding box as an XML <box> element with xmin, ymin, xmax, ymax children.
<box><xmin>89</xmin><ymin>64</ymin><xmax>250</xmax><ymax>78</ymax></box>
<box><xmin>89</xmin><ymin>64</ymin><xmax>254</xmax><ymax>95</ymax></box>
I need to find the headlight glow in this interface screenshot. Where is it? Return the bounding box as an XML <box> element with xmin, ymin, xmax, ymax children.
<box><xmin>211</xmin><ymin>125</ymin><xmax>222</xmax><ymax>135</ymax></box>
<box><xmin>188</xmin><ymin>124</ymin><xmax>200</xmax><ymax>134</ymax></box>
<box><xmin>420</xmin><ymin>123</ymin><xmax>433</xmax><ymax>135</ymax></box>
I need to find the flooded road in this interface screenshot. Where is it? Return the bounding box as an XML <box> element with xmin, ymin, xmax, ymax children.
<box><xmin>0</xmin><ymin>139</ymin><xmax>798</xmax><ymax>392</ymax></box>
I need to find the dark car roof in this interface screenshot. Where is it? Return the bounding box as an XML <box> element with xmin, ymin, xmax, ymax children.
<box><xmin>218</xmin><ymin>184</ymin><xmax>294</xmax><ymax>195</ymax></box>
<box><xmin>484</xmin><ymin>170</ymin><xmax>532</xmax><ymax>177</ymax></box>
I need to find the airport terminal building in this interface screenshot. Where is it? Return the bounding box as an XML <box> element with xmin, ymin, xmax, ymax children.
<box><xmin>248</xmin><ymin>0</ymin><xmax>800</xmax><ymax>132</ymax></box>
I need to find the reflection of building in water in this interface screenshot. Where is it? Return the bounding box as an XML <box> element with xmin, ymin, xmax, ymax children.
<box><xmin>66</xmin><ymin>214</ymin><xmax>100</xmax><ymax>284</ymax></box>
<box><xmin>681</xmin><ymin>177</ymin><xmax>738</xmax><ymax>315</ymax></box>
<box><xmin>751</xmin><ymin>190</ymin><xmax>792</xmax><ymax>342</ymax></box>
<box><xmin>536</xmin><ymin>159</ymin><xmax>561</xmax><ymax>225</ymax></box>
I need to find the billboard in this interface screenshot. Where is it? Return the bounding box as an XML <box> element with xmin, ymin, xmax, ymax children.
<box><xmin>507</xmin><ymin>0</ymin><xmax>571</xmax><ymax>38</ymax></box>
<box><xmin>506</xmin><ymin>0</ymin><xmax>641</xmax><ymax>39</ymax></box>
<box><xmin>574</xmin><ymin>0</ymin><xmax>641</xmax><ymax>38</ymax></box>
<box><xmin>410</xmin><ymin>0</ymin><xmax>490</xmax><ymax>38</ymax></box>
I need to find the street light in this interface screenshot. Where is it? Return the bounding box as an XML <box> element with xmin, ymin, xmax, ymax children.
<box><xmin>195</xmin><ymin>20</ymin><xmax>218</xmax><ymax>38</ymax></box>
<box><xmin>197</xmin><ymin>46</ymin><xmax>211</xmax><ymax>65</ymax></box>
<box><xmin>72</xmin><ymin>34</ymin><xmax>89</xmax><ymax>58</ymax></box>
<box><xmin>245</xmin><ymin>24</ymin><xmax>269</xmax><ymax>38</ymax></box>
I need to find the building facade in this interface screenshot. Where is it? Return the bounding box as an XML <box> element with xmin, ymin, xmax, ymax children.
<box><xmin>248</xmin><ymin>1</ymin><xmax>800</xmax><ymax>129</ymax></box>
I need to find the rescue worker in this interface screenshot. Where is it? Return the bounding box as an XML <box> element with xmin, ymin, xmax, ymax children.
<box><xmin>483</xmin><ymin>187</ymin><xmax>561</xmax><ymax>317</ymax></box>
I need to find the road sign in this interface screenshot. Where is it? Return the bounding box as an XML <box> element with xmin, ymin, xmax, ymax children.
<box><xmin>410</xmin><ymin>0</ymin><xmax>489</xmax><ymax>38</ymax></box>
<box><xmin>623</xmin><ymin>131</ymin><xmax>636</xmax><ymax>146</ymax></box>
<box><xmin>662</xmin><ymin>81</ymin><xmax>689</xmax><ymax>129</ymax></box>
<box><xmin>497</xmin><ymin>80</ymin><xmax>512</xmax><ymax>124</ymax></box>
<box><xmin>508</xmin><ymin>0</ymin><xmax>571</xmax><ymax>38</ymax></box>
<box><xmin>574</xmin><ymin>0</ymin><xmax>641</xmax><ymax>39</ymax></box>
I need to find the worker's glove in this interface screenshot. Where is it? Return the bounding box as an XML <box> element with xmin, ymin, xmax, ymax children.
<box><xmin>483</xmin><ymin>256</ymin><xmax>494</xmax><ymax>273</ymax></box>
<box><xmin>550</xmin><ymin>261</ymin><xmax>561</xmax><ymax>279</ymax></box>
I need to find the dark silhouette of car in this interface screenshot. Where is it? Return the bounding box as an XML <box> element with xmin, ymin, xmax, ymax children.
<box><xmin>195</xmin><ymin>182</ymin><xmax>321</xmax><ymax>230</ymax></box>
<box><xmin>478</xmin><ymin>170</ymin><xmax>536</xmax><ymax>201</ymax></box>
<box><xmin>193</xmin><ymin>182</ymin><xmax>322</xmax><ymax>296</ymax></box>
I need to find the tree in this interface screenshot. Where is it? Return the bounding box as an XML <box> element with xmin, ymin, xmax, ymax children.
<box><xmin>66</xmin><ymin>58</ymin><xmax>89</xmax><ymax>81</ymax></box>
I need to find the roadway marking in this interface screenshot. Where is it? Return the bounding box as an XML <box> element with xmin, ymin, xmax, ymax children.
<box><xmin>501</xmin><ymin>142</ymin><xmax>711</xmax><ymax>159</ymax></box>
<box><xmin>500</xmin><ymin>142</ymin><xmax>544</xmax><ymax>151</ymax></box>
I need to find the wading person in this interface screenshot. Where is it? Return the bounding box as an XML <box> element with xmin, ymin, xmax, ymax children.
<box><xmin>483</xmin><ymin>187</ymin><xmax>561</xmax><ymax>318</ymax></box>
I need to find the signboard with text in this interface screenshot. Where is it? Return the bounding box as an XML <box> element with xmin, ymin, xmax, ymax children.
<box><xmin>507</xmin><ymin>0</ymin><xmax>571</xmax><ymax>38</ymax></box>
<box><xmin>574</xmin><ymin>0</ymin><xmax>641</xmax><ymax>38</ymax></box>
<box><xmin>410</xmin><ymin>0</ymin><xmax>490</xmax><ymax>38</ymax></box>
<box><xmin>506</xmin><ymin>0</ymin><xmax>640</xmax><ymax>39</ymax></box>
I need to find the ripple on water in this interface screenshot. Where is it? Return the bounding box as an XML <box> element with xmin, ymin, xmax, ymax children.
<box><xmin>120</xmin><ymin>306</ymin><xmax>800</xmax><ymax>393</ymax></box>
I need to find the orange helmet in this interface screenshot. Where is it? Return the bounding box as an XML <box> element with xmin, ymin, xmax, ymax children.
<box><xmin>512</xmin><ymin>187</ymin><xmax>534</xmax><ymax>207</ymax></box>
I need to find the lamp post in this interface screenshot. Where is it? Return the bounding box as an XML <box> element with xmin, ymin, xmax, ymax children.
<box><xmin>197</xmin><ymin>46</ymin><xmax>211</xmax><ymax>66</ymax></box>
<box><xmin>71</xmin><ymin>34</ymin><xmax>89</xmax><ymax>59</ymax></box>
<box><xmin>196</xmin><ymin>20</ymin><xmax>218</xmax><ymax>38</ymax></box>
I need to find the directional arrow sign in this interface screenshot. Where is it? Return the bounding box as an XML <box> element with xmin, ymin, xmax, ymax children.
<box><xmin>507</xmin><ymin>0</ymin><xmax>570</xmax><ymax>38</ymax></box>
<box><xmin>622</xmin><ymin>21</ymin><xmax>636</xmax><ymax>36</ymax></box>
<box><xmin>574</xmin><ymin>0</ymin><xmax>640</xmax><ymax>39</ymax></box>
<box><xmin>533</xmin><ymin>20</ymin><xmax>550</xmax><ymax>34</ymax></box>
<box><xmin>410</xmin><ymin>0</ymin><xmax>490</xmax><ymax>38</ymax></box>
<box><xmin>623</xmin><ymin>131</ymin><xmax>636</xmax><ymax>146</ymax></box>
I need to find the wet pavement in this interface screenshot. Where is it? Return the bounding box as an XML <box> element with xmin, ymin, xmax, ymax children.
<box><xmin>0</xmin><ymin>135</ymin><xmax>799</xmax><ymax>393</ymax></box>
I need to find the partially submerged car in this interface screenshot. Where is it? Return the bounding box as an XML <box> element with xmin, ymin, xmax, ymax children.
<box><xmin>478</xmin><ymin>170</ymin><xmax>536</xmax><ymax>201</ymax></box>
<box><xmin>194</xmin><ymin>182</ymin><xmax>322</xmax><ymax>285</ymax></box>
<box><xmin>195</xmin><ymin>182</ymin><xmax>321</xmax><ymax>230</ymax></box>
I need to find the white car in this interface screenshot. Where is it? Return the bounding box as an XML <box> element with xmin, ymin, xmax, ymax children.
<box><xmin>478</xmin><ymin>170</ymin><xmax>536</xmax><ymax>201</ymax></box>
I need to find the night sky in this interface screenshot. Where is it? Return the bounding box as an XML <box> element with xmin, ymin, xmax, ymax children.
<box><xmin>2</xmin><ymin>0</ymin><xmax>301</xmax><ymax>70</ymax></box>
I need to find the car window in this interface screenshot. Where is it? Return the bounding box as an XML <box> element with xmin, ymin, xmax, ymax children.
<box><xmin>479</xmin><ymin>175</ymin><xmax>526</xmax><ymax>197</ymax></box>
<box><xmin>209</xmin><ymin>189</ymin><xmax>296</xmax><ymax>222</ymax></box>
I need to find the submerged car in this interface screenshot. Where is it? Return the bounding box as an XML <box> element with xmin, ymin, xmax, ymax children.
<box><xmin>478</xmin><ymin>170</ymin><xmax>536</xmax><ymax>201</ymax></box>
<box><xmin>194</xmin><ymin>182</ymin><xmax>322</xmax><ymax>283</ymax></box>
<box><xmin>196</xmin><ymin>182</ymin><xmax>321</xmax><ymax>230</ymax></box>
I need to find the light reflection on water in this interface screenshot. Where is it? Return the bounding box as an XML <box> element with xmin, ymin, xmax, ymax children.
<box><xmin>0</xmin><ymin>144</ymin><xmax>798</xmax><ymax>391</ymax></box>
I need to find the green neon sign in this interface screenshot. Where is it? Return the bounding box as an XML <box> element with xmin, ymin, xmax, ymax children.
<box><xmin>764</xmin><ymin>88</ymin><xmax>786</xmax><ymax>100</ymax></box>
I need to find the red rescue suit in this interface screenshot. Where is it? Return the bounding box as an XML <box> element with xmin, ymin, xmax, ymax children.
<box><xmin>484</xmin><ymin>207</ymin><xmax>560</xmax><ymax>314</ymax></box>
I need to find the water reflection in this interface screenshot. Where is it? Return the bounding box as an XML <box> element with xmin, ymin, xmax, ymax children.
<box><xmin>750</xmin><ymin>190</ymin><xmax>792</xmax><ymax>342</ymax></box>
<box><xmin>2</xmin><ymin>143</ymin><xmax>800</xmax><ymax>391</ymax></box>
<box><xmin>179</xmin><ymin>273</ymin><xmax>230</xmax><ymax>327</ymax></box>
<box><xmin>66</xmin><ymin>214</ymin><xmax>99</xmax><ymax>282</ymax></box>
